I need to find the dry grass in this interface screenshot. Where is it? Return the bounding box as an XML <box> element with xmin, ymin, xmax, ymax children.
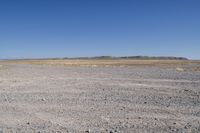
<box><xmin>2</xmin><ymin>59</ymin><xmax>199</xmax><ymax>72</ymax></box>
<box><xmin>1</xmin><ymin>59</ymin><xmax>200</xmax><ymax>67</ymax></box>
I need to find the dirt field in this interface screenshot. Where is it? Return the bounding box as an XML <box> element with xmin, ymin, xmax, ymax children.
<box><xmin>0</xmin><ymin>60</ymin><xmax>200</xmax><ymax>132</ymax></box>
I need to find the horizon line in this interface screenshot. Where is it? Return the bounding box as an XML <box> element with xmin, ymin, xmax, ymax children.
<box><xmin>1</xmin><ymin>55</ymin><xmax>198</xmax><ymax>61</ymax></box>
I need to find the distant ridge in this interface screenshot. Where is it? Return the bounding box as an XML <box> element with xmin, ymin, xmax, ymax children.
<box><xmin>63</xmin><ymin>56</ymin><xmax>188</xmax><ymax>60</ymax></box>
<box><xmin>1</xmin><ymin>56</ymin><xmax>189</xmax><ymax>61</ymax></box>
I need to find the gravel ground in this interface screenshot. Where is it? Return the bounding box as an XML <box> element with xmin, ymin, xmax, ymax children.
<box><xmin>0</xmin><ymin>63</ymin><xmax>200</xmax><ymax>133</ymax></box>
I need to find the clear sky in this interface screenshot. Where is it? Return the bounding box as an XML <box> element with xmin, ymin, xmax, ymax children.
<box><xmin>0</xmin><ymin>0</ymin><xmax>200</xmax><ymax>59</ymax></box>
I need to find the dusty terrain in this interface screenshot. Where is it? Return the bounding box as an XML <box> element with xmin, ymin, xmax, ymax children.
<box><xmin>0</xmin><ymin>60</ymin><xmax>200</xmax><ymax>133</ymax></box>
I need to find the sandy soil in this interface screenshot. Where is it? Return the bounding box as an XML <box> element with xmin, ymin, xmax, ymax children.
<box><xmin>0</xmin><ymin>62</ymin><xmax>200</xmax><ymax>133</ymax></box>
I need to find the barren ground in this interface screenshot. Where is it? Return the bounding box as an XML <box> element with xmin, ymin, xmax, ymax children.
<box><xmin>0</xmin><ymin>60</ymin><xmax>200</xmax><ymax>133</ymax></box>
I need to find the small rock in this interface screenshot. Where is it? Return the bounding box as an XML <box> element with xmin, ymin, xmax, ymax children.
<box><xmin>41</xmin><ymin>98</ymin><xmax>45</xmax><ymax>101</ymax></box>
<box><xmin>85</xmin><ymin>129</ymin><xmax>90</xmax><ymax>133</ymax></box>
<box><xmin>176</xmin><ymin>67</ymin><xmax>184</xmax><ymax>72</ymax></box>
<box><xmin>184</xmin><ymin>126</ymin><xmax>188</xmax><ymax>129</ymax></box>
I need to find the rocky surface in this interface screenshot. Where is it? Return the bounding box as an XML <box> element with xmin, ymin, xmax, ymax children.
<box><xmin>0</xmin><ymin>63</ymin><xmax>200</xmax><ymax>133</ymax></box>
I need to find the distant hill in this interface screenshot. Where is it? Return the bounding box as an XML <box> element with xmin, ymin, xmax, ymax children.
<box><xmin>63</xmin><ymin>56</ymin><xmax>188</xmax><ymax>60</ymax></box>
<box><xmin>1</xmin><ymin>56</ymin><xmax>188</xmax><ymax>61</ymax></box>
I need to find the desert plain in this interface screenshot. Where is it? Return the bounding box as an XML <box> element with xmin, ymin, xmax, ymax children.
<box><xmin>0</xmin><ymin>59</ymin><xmax>200</xmax><ymax>133</ymax></box>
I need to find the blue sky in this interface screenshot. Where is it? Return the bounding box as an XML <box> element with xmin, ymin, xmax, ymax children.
<box><xmin>0</xmin><ymin>0</ymin><xmax>200</xmax><ymax>59</ymax></box>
